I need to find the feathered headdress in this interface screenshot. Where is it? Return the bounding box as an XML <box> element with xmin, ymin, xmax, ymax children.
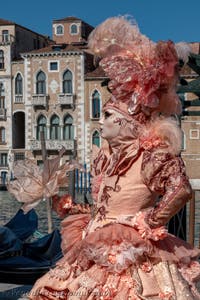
<box><xmin>88</xmin><ymin>16</ymin><xmax>191</xmax><ymax>118</ymax></box>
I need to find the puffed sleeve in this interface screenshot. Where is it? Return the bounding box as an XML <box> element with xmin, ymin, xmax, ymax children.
<box><xmin>141</xmin><ymin>149</ymin><xmax>192</xmax><ymax>227</ymax></box>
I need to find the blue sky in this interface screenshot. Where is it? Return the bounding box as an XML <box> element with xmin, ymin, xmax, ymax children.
<box><xmin>1</xmin><ymin>0</ymin><xmax>200</xmax><ymax>42</ymax></box>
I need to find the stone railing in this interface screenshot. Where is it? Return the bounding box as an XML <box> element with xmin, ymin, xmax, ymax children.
<box><xmin>32</xmin><ymin>94</ymin><xmax>48</xmax><ymax>108</ymax></box>
<box><xmin>30</xmin><ymin>139</ymin><xmax>75</xmax><ymax>151</ymax></box>
<box><xmin>14</xmin><ymin>95</ymin><xmax>23</xmax><ymax>103</ymax></box>
<box><xmin>57</xmin><ymin>93</ymin><xmax>74</xmax><ymax>108</ymax></box>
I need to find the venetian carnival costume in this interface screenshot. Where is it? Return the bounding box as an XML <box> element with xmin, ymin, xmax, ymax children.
<box><xmin>29</xmin><ymin>17</ymin><xmax>200</xmax><ymax>300</ymax></box>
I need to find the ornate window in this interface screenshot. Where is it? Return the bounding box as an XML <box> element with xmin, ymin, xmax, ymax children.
<box><xmin>92</xmin><ymin>130</ymin><xmax>100</xmax><ymax>147</ymax></box>
<box><xmin>15</xmin><ymin>73</ymin><xmax>23</xmax><ymax>95</ymax></box>
<box><xmin>36</xmin><ymin>115</ymin><xmax>47</xmax><ymax>140</ymax></box>
<box><xmin>63</xmin><ymin>70</ymin><xmax>72</xmax><ymax>93</ymax></box>
<box><xmin>63</xmin><ymin>114</ymin><xmax>74</xmax><ymax>140</ymax></box>
<box><xmin>92</xmin><ymin>90</ymin><xmax>100</xmax><ymax>119</ymax></box>
<box><xmin>70</xmin><ymin>24</ymin><xmax>78</xmax><ymax>34</ymax></box>
<box><xmin>36</xmin><ymin>71</ymin><xmax>46</xmax><ymax>94</ymax></box>
<box><xmin>56</xmin><ymin>25</ymin><xmax>64</xmax><ymax>35</ymax></box>
<box><xmin>50</xmin><ymin>115</ymin><xmax>60</xmax><ymax>139</ymax></box>
<box><xmin>0</xmin><ymin>127</ymin><xmax>5</xmax><ymax>143</ymax></box>
<box><xmin>0</xmin><ymin>50</ymin><xmax>4</xmax><ymax>69</ymax></box>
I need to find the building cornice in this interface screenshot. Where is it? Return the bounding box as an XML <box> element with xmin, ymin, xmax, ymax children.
<box><xmin>21</xmin><ymin>50</ymin><xmax>84</xmax><ymax>58</ymax></box>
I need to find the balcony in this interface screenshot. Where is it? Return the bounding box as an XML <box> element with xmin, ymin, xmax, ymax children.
<box><xmin>0</xmin><ymin>34</ymin><xmax>15</xmax><ymax>45</ymax></box>
<box><xmin>0</xmin><ymin>108</ymin><xmax>6</xmax><ymax>120</ymax></box>
<box><xmin>15</xmin><ymin>95</ymin><xmax>23</xmax><ymax>103</ymax></box>
<box><xmin>30</xmin><ymin>139</ymin><xmax>75</xmax><ymax>151</ymax></box>
<box><xmin>57</xmin><ymin>94</ymin><xmax>75</xmax><ymax>109</ymax></box>
<box><xmin>32</xmin><ymin>94</ymin><xmax>48</xmax><ymax>109</ymax></box>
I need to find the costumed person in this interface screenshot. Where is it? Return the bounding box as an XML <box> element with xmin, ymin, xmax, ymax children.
<box><xmin>29</xmin><ymin>17</ymin><xmax>200</xmax><ymax>299</ymax></box>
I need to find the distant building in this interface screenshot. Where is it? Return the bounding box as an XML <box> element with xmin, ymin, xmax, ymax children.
<box><xmin>0</xmin><ymin>16</ymin><xmax>199</xmax><ymax>192</ymax></box>
<box><xmin>180</xmin><ymin>42</ymin><xmax>200</xmax><ymax>184</ymax></box>
<box><xmin>0</xmin><ymin>18</ymin><xmax>52</xmax><ymax>184</ymax></box>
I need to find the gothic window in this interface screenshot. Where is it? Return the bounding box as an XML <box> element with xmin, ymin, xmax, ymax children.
<box><xmin>70</xmin><ymin>24</ymin><xmax>78</xmax><ymax>34</ymax></box>
<box><xmin>0</xmin><ymin>127</ymin><xmax>5</xmax><ymax>143</ymax></box>
<box><xmin>50</xmin><ymin>115</ymin><xmax>60</xmax><ymax>139</ymax></box>
<box><xmin>56</xmin><ymin>25</ymin><xmax>64</xmax><ymax>35</ymax></box>
<box><xmin>0</xmin><ymin>50</ymin><xmax>4</xmax><ymax>69</ymax></box>
<box><xmin>36</xmin><ymin>115</ymin><xmax>47</xmax><ymax>140</ymax></box>
<box><xmin>15</xmin><ymin>73</ymin><xmax>23</xmax><ymax>95</ymax></box>
<box><xmin>92</xmin><ymin>90</ymin><xmax>100</xmax><ymax>119</ymax></box>
<box><xmin>36</xmin><ymin>71</ymin><xmax>46</xmax><ymax>94</ymax></box>
<box><xmin>63</xmin><ymin>70</ymin><xmax>72</xmax><ymax>94</ymax></box>
<box><xmin>63</xmin><ymin>114</ymin><xmax>74</xmax><ymax>140</ymax></box>
<box><xmin>92</xmin><ymin>130</ymin><xmax>100</xmax><ymax>147</ymax></box>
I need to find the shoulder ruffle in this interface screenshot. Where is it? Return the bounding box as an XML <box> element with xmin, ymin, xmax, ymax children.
<box><xmin>141</xmin><ymin>148</ymin><xmax>187</xmax><ymax>195</ymax></box>
<box><xmin>140</xmin><ymin>117</ymin><xmax>182</xmax><ymax>156</ymax></box>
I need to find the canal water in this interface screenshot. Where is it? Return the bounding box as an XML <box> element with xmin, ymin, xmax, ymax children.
<box><xmin>0</xmin><ymin>191</ymin><xmax>61</xmax><ymax>234</ymax></box>
<box><xmin>0</xmin><ymin>190</ymin><xmax>200</xmax><ymax>247</ymax></box>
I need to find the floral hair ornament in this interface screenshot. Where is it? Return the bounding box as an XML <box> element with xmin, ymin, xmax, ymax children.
<box><xmin>88</xmin><ymin>16</ymin><xmax>191</xmax><ymax>118</ymax></box>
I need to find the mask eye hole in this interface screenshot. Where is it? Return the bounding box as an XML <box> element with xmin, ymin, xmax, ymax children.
<box><xmin>104</xmin><ymin>111</ymin><xmax>112</xmax><ymax>119</ymax></box>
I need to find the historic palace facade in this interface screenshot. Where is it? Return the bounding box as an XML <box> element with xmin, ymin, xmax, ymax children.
<box><xmin>0</xmin><ymin>16</ymin><xmax>110</xmax><ymax>185</ymax></box>
<box><xmin>0</xmin><ymin>16</ymin><xmax>199</xmax><ymax>191</ymax></box>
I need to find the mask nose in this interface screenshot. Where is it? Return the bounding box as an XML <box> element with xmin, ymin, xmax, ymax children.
<box><xmin>99</xmin><ymin>116</ymin><xmax>104</xmax><ymax>125</ymax></box>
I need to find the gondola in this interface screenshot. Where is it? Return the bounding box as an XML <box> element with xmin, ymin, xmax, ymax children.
<box><xmin>0</xmin><ymin>209</ymin><xmax>62</xmax><ymax>285</ymax></box>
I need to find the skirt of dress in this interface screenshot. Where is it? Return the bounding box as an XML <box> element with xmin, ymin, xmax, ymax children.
<box><xmin>29</xmin><ymin>214</ymin><xmax>200</xmax><ymax>300</ymax></box>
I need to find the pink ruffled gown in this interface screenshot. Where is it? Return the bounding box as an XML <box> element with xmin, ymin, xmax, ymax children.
<box><xmin>29</xmin><ymin>140</ymin><xmax>200</xmax><ymax>299</ymax></box>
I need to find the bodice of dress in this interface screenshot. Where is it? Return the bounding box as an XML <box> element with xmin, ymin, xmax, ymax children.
<box><xmin>96</xmin><ymin>152</ymin><xmax>156</xmax><ymax>218</ymax></box>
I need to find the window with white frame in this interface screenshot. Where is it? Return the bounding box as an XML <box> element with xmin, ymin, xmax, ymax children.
<box><xmin>50</xmin><ymin>115</ymin><xmax>60</xmax><ymax>139</ymax></box>
<box><xmin>49</xmin><ymin>61</ymin><xmax>59</xmax><ymax>72</ymax></box>
<box><xmin>92</xmin><ymin>130</ymin><xmax>100</xmax><ymax>147</ymax></box>
<box><xmin>63</xmin><ymin>70</ymin><xmax>73</xmax><ymax>93</ymax></box>
<box><xmin>0</xmin><ymin>50</ymin><xmax>4</xmax><ymax>69</ymax></box>
<box><xmin>63</xmin><ymin>114</ymin><xmax>74</xmax><ymax>140</ymax></box>
<box><xmin>36</xmin><ymin>115</ymin><xmax>47</xmax><ymax>140</ymax></box>
<box><xmin>36</xmin><ymin>71</ymin><xmax>46</xmax><ymax>94</ymax></box>
<box><xmin>181</xmin><ymin>131</ymin><xmax>186</xmax><ymax>150</ymax></box>
<box><xmin>91</xmin><ymin>90</ymin><xmax>101</xmax><ymax>119</ymax></box>
<box><xmin>70</xmin><ymin>24</ymin><xmax>78</xmax><ymax>35</ymax></box>
<box><xmin>189</xmin><ymin>129</ymin><xmax>199</xmax><ymax>140</ymax></box>
<box><xmin>0</xmin><ymin>83</ymin><xmax>5</xmax><ymax>108</ymax></box>
<box><xmin>0</xmin><ymin>127</ymin><xmax>5</xmax><ymax>143</ymax></box>
<box><xmin>15</xmin><ymin>73</ymin><xmax>23</xmax><ymax>95</ymax></box>
<box><xmin>0</xmin><ymin>153</ymin><xmax>7</xmax><ymax>166</ymax></box>
<box><xmin>56</xmin><ymin>25</ymin><xmax>64</xmax><ymax>35</ymax></box>
<box><xmin>2</xmin><ymin>30</ymin><xmax>9</xmax><ymax>43</ymax></box>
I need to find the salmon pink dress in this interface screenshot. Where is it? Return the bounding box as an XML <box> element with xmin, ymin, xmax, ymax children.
<box><xmin>29</xmin><ymin>137</ymin><xmax>200</xmax><ymax>300</ymax></box>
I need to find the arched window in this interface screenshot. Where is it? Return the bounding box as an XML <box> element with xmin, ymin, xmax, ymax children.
<box><xmin>50</xmin><ymin>115</ymin><xmax>60</xmax><ymax>139</ymax></box>
<box><xmin>0</xmin><ymin>127</ymin><xmax>5</xmax><ymax>143</ymax></box>
<box><xmin>36</xmin><ymin>71</ymin><xmax>46</xmax><ymax>94</ymax></box>
<box><xmin>92</xmin><ymin>90</ymin><xmax>100</xmax><ymax>119</ymax></box>
<box><xmin>56</xmin><ymin>25</ymin><xmax>64</xmax><ymax>35</ymax></box>
<box><xmin>63</xmin><ymin>70</ymin><xmax>72</xmax><ymax>93</ymax></box>
<box><xmin>36</xmin><ymin>115</ymin><xmax>47</xmax><ymax>140</ymax></box>
<box><xmin>92</xmin><ymin>130</ymin><xmax>100</xmax><ymax>147</ymax></box>
<box><xmin>70</xmin><ymin>24</ymin><xmax>78</xmax><ymax>34</ymax></box>
<box><xmin>63</xmin><ymin>114</ymin><xmax>74</xmax><ymax>140</ymax></box>
<box><xmin>15</xmin><ymin>73</ymin><xmax>23</xmax><ymax>95</ymax></box>
<box><xmin>0</xmin><ymin>50</ymin><xmax>4</xmax><ymax>69</ymax></box>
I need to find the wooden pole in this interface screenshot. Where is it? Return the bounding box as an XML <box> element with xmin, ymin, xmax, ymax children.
<box><xmin>40</xmin><ymin>131</ymin><xmax>53</xmax><ymax>233</ymax></box>
<box><xmin>189</xmin><ymin>190</ymin><xmax>195</xmax><ymax>246</ymax></box>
